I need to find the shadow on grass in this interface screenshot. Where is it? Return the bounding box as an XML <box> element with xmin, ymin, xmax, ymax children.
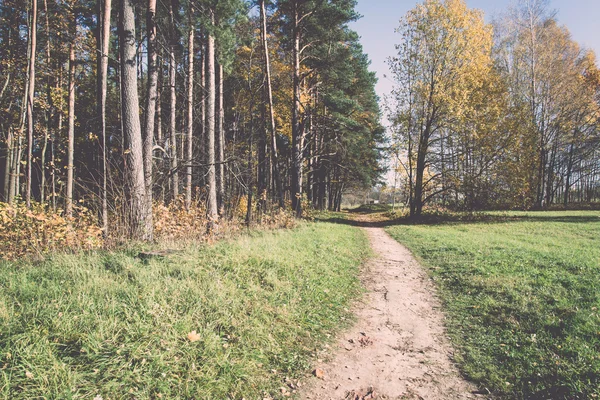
<box><xmin>318</xmin><ymin>207</ymin><xmax>600</xmax><ymax>228</ymax></box>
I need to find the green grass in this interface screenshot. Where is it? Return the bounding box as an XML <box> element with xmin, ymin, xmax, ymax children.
<box><xmin>0</xmin><ymin>222</ymin><xmax>369</xmax><ymax>399</ymax></box>
<box><xmin>386</xmin><ymin>211</ymin><xmax>600</xmax><ymax>399</ymax></box>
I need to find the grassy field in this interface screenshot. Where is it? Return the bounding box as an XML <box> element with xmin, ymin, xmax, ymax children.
<box><xmin>0</xmin><ymin>222</ymin><xmax>369</xmax><ymax>399</ymax></box>
<box><xmin>386</xmin><ymin>211</ymin><xmax>600</xmax><ymax>399</ymax></box>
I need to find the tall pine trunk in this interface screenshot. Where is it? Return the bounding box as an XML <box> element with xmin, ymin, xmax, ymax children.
<box><xmin>66</xmin><ymin>38</ymin><xmax>75</xmax><ymax>217</ymax></box>
<box><xmin>97</xmin><ymin>0</ymin><xmax>112</xmax><ymax>235</ymax></box>
<box><xmin>169</xmin><ymin>0</ymin><xmax>178</xmax><ymax>200</ymax></box>
<box><xmin>185</xmin><ymin>14</ymin><xmax>194</xmax><ymax>210</ymax></box>
<box><xmin>143</xmin><ymin>0</ymin><xmax>157</xmax><ymax>233</ymax></box>
<box><xmin>26</xmin><ymin>0</ymin><xmax>38</xmax><ymax>208</ymax></box>
<box><xmin>3</xmin><ymin>127</ymin><xmax>14</xmax><ymax>203</ymax></box>
<box><xmin>259</xmin><ymin>0</ymin><xmax>283</xmax><ymax>208</ymax></box>
<box><xmin>216</xmin><ymin>63</ymin><xmax>225</xmax><ymax>212</ymax></box>
<box><xmin>119</xmin><ymin>0</ymin><xmax>151</xmax><ymax>240</ymax></box>
<box><xmin>206</xmin><ymin>10</ymin><xmax>218</xmax><ymax>226</ymax></box>
<box><xmin>291</xmin><ymin>1</ymin><xmax>303</xmax><ymax>217</ymax></box>
<box><xmin>199</xmin><ymin>34</ymin><xmax>206</xmax><ymax>181</ymax></box>
<box><xmin>41</xmin><ymin>0</ymin><xmax>52</xmax><ymax>204</ymax></box>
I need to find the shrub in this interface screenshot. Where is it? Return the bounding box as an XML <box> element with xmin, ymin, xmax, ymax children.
<box><xmin>0</xmin><ymin>201</ymin><xmax>102</xmax><ymax>260</ymax></box>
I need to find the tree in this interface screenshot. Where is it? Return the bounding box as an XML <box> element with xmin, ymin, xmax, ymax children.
<box><xmin>66</xmin><ymin>2</ymin><xmax>75</xmax><ymax>218</ymax></box>
<box><xmin>97</xmin><ymin>0</ymin><xmax>112</xmax><ymax>234</ymax></box>
<box><xmin>185</xmin><ymin>6</ymin><xmax>194</xmax><ymax>210</ymax></box>
<box><xmin>25</xmin><ymin>0</ymin><xmax>38</xmax><ymax>209</ymax></box>
<box><xmin>259</xmin><ymin>0</ymin><xmax>284</xmax><ymax>208</ymax></box>
<box><xmin>168</xmin><ymin>0</ymin><xmax>179</xmax><ymax>200</ymax></box>
<box><xmin>143</xmin><ymin>0</ymin><xmax>157</xmax><ymax>227</ymax></box>
<box><xmin>119</xmin><ymin>0</ymin><xmax>152</xmax><ymax>239</ymax></box>
<box><xmin>389</xmin><ymin>0</ymin><xmax>494</xmax><ymax>217</ymax></box>
<box><xmin>278</xmin><ymin>0</ymin><xmax>360</xmax><ymax>217</ymax></box>
<box><xmin>206</xmin><ymin>8</ymin><xmax>218</xmax><ymax>225</ymax></box>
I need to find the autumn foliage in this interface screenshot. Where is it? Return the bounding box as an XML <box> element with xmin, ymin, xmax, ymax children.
<box><xmin>0</xmin><ymin>201</ymin><xmax>102</xmax><ymax>259</ymax></box>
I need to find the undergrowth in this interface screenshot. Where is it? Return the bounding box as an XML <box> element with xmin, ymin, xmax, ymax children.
<box><xmin>0</xmin><ymin>221</ymin><xmax>369</xmax><ymax>399</ymax></box>
<box><xmin>0</xmin><ymin>201</ymin><xmax>102</xmax><ymax>260</ymax></box>
<box><xmin>0</xmin><ymin>199</ymin><xmax>296</xmax><ymax>260</ymax></box>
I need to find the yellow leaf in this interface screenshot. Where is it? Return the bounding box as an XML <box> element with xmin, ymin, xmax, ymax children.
<box><xmin>187</xmin><ymin>330</ymin><xmax>201</xmax><ymax>342</ymax></box>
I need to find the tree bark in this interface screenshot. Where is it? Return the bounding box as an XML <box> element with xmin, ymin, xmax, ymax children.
<box><xmin>216</xmin><ymin>63</ymin><xmax>225</xmax><ymax>212</ymax></box>
<box><xmin>199</xmin><ymin>33</ymin><xmax>206</xmax><ymax>179</ymax></box>
<box><xmin>206</xmin><ymin>10</ymin><xmax>218</xmax><ymax>226</ymax></box>
<box><xmin>66</xmin><ymin>38</ymin><xmax>75</xmax><ymax>217</ymax></box>
<box><xmin>169</xmin><ymin>0</ymin><xmax>178</xmax><ymax>200</ymax></box>
<box><xmin>119</xmin><ymin>0</ymin><xmax>151</xmax><ymax>240</ymax></box>
<box><xmin>185</xmin><ymin>15</ymin><xmax>194</xmax><ymax>210</ymax></box>
<box><xmin>26</xmin><ymin>0</ymin><xmax>38</xmax><ymax>208</ymax></box>
<box><xmin>291</xmin><ymin>1</ymin><xmax>303</xmax><ymax>217</ymax></box>
<box><xmin>143</xmin><ymin>0</ymin><xmax>157</xmax><ymax>227</ymax></box>
<box><xmin>98</xmin><ymin>0</ymin><xmax>112</xmax><ymax>235</ymax></box>
<box><xmin>3</xmin><ymin>127</ymin><xmax>13</xmax><ymax>202</ymax></box>
<box><xmin>259</xmin><ymin>0</ymin><xmax>284</xmax><ymax>208</ymax></box>
<box><xmin>41</xmin><ymin>0</ymin><xmax>52</xmax><ymax>204</ymax></box>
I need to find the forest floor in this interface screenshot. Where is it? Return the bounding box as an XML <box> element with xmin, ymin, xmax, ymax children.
<box><xmin>299</xmin><ymin>211</ymin><xmax>484</xmax><ymax>400</ymax></box>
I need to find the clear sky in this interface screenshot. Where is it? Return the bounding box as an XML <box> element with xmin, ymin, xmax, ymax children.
<box><xmin>350</xmin><ymin>0</ymin><xmax>600</xmax><ymax>109</ymax></box>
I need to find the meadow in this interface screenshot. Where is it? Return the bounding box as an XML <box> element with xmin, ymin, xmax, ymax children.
<box><xmin>386</xmin><ymin>211</ymin><xmax>600</xmax><ymax>399</ymax></box>
<box><xmin>0</xmin><ymin>222</ymin><xmax>369</xmax><ymax>399</ymax></box>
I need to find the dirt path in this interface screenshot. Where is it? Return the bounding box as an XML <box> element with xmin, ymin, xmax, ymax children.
<box><xmin>298</xmin><ymin>226</ymin><xmax>486</xmax><ymax>400</ymax></box>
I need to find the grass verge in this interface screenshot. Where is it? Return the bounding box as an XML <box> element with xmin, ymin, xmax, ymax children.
<box><xmin>0</xmin><ymin>222</ymin><xmax>369</xmax><ymax>399</ymax></box>
<box><xmin>386</xmin><ymin>211</ymin><xmax>600</xmax><ymax>399</ymax></box>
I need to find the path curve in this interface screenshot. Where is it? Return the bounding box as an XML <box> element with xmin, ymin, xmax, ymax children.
<box><xmin>299</xmin><ymin>226</ymin><xmax>486</xmax><ymax>400</ymax></box>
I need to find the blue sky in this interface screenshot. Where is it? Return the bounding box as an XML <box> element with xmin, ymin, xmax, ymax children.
<box><xmin>350</xmin><ymin>0</ymin><xmax>600</xmax><ymax>106</ymax></box>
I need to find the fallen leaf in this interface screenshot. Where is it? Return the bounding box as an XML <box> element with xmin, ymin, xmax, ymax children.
<box><xmin>313</xmin><ymin>368</ymin><xmax>325</xmax><ymax>379</ymax></box>
<box><xmin>25</xmin><ymin>371</ymin><xmax>33</xmax><ymax>379</ymax></box>
<box><xmin>187</xmin><ymin>330</ymin><xmax>201</xmax><ymax>342</ymax></box>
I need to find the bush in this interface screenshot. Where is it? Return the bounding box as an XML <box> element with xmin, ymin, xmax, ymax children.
<box><xmin>0</xmin><ymin>201</ymin><xmax>102</xmax><ymax>260</ymax></box>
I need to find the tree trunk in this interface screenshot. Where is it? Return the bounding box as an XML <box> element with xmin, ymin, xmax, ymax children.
<box><xmin>169</xmin><ymin>0</ymin><xmax>178</xmax><ymax>200</ymax></box>
<box><xmin>119</xmin><ymin>0</ymin><xmax>151</xmax><ymax>240</ymax></box>
<box><xmin>291</xmin><ymin>1</ymin><xmax>303</xmax><ymax>217</ymax></box>
<box><xmin>98</xmin><ymin>0</ymin><xmax>112</xmax><ymax>235</ymax></box>
<box><xmin>246</xmin><ymin>101</ymin><xmax>254</xmax><ymax>225</ymax></box>
<box><xmin>216</xmin><ymin>63</ymin><xmax>225</xmax><ymax>212</ymax></box>
<box><xmin>66</xmin><ymin>40</ymin><xmax>75</xmax><ymax>217</ymax></box>
<box><xmin>413</xmin><ymin>136</ymin><xmax>428</xmax><ymax>218</ymax></box>
<box><xmin>564</xmin><ymin>143</ymin><xmax>574</xmax><ymax>206</ymax></box>
<box><xmin>206</xmin><ymin>10</ymin><xmax>218</xmax><ymax>227</ymax></box>
<box><xmin>3</xmin><ymin>127</ymin><xmax>13</xmax><ymax>202</ymax></box>
<box><xmin>258</xmin><ymin>97</ymin><xmax>267</xmax><ymax>214</ymax></box>
<box><xmin>185</xmin><ymin>15</ymin><xmax>194</xmax><ymax>210</ymax></box>
<box><xmin>143</xmin><ymin>0</ymin><xmax>157</xmax><ymax>227</ymax></box>
<box><xmin>41</xmin><ymin>0</ymin><xmax>52</xmax><ymax>204</ymax></box>
<box><xmin>199</xmin><ymin>34</ymin><xmax>206</xmax><ymax>180</ymax></box>
<box><xmin>26</xmin><ymin>0</ymin><xmax>38</xmax><ymax>208</ymax></box>
<box><xmin>259</xmin><ymin>0</ymin><xmax>284</xmax><ymax>208</ymax></box>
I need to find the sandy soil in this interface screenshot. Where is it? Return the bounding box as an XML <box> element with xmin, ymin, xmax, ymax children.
<box><xmin>297</xmin><ymin>226</ymin><xmax>489</xmax><ymax>400</ymax></box>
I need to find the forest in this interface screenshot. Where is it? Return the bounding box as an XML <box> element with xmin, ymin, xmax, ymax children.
<box><xmin>0</xmin><ymin>0</ymin><xmax>384</xmax><ymax>246</ymax></box>
<box><xmin>388</xmin><ymin>0</ymin><xmax>600</xmax><ymax>217</ymax></box>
